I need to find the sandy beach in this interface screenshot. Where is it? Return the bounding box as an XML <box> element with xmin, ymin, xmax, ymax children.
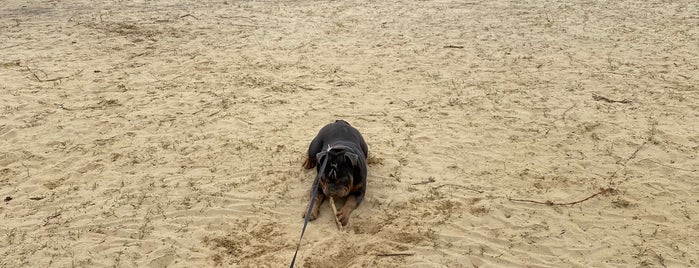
<box><xmin>1</xmin><ymin>0</ymin><xmax>698</xmax><ymax>267</ymax></box>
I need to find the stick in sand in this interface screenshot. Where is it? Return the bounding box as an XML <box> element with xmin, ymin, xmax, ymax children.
<box><xmin>376</xmin><ymin>252</ymin><xmax>416</xmax><ymax>257</ymax></box>
<box><xmin>328</xmin><ymin>197</ymin><xmax>344</xmax><ymax>231</ymax></box>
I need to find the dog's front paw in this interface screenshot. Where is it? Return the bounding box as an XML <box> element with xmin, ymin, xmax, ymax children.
<box><xmin>302</xmin><ymin>207</ymin><xmax>319</xmax><ymax>221</ymax></box>
<box><xmin>336</xmin><ymin>207</ymin><xmax>353</xmax><ymax>226</ymax></box>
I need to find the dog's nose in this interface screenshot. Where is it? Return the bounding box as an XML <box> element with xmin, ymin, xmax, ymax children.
<box><xmin>325</xmin><ymin>188</ymin><xmax>337</xmax><ymax>197</ymax></box>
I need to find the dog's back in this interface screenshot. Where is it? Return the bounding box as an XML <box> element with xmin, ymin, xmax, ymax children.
<box><xmin>303</xmin><ymin>120</ymin><xmax>368</xmax><ymax>169</ymax></box>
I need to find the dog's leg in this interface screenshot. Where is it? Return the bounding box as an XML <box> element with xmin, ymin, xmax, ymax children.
<box><xmin>302</xmin><ymin>185</ymin><xmax>326</xmax><ymax>220</ymax></box>
<box><xmin>303</xmin><ymin>136</ymin><xmax>324</xmax><ymax>169</ymax></box>
<box><xmin>336</xmin><ymin>185</ymin><xmax>364</xmax><ymax>226</ymax></box>
<box><xmin>336</xmin><ymin>195</ymin><xmax>357</xmax><ymax>226</ymax></box>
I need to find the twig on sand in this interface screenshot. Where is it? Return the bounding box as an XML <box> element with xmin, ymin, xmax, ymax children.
<box><xmin>432</xmin><ymin>183</ymin><xmax>484</xmax><ymax>193</ymax></box>
<box><xmin>328</xmin><ymin>198</ymin><xmax>344</xmax><ymax>232</ymax></box>
<box><xmin>376</xmin><ymin>252</ymin><xmax>415</xmax><ymax>257</ymax></box>
<box><xmin>180</xmin><ymin>14</ymin><xmax>199</xmax><ymax>20</ymax></box>
<box><xmin>443</xmin><ymin>45</ymin><xmax>464</xmax><ymax>49</ymax></box>
<box><xmin>42</xmin><ymin>211</ymin><xmax>62</xmax><ymax>226</ymax></box>
<box><xmin>561</xmin><ymin>103</ymin><xmax>577</xmax><ymax>123</ymax></box>
<box><xmin>334</xmin><ymin>112</ymin><xmax>387</xmax><ymax>117</ymax></box>
<box><xmin>509</xmin><ymin>187</ymin><xmax>616</xmax><ymax>206</ymax></box>
<box><xmin>623</xmin><ymin>141</ymin><xmax>647</xmax><ymax>165</ymax></box>
<box><xmin>412</xmin><ymin>177</ymin><xmax>435</xmax><ymax>185</ymax></box>
<box><xmin>642</xmin><ymin>159</ymin><xmax>697</xmax><ymax>172</ymax></box>
<box><xmin>27</xmin><ymin>66</ymin><xmax>83</xmax><ymax>82</ymax></box>
<box><xmin>592</xmin><ymin>94</ymin><xmax>632</xmax><ymax>104</ymax></box>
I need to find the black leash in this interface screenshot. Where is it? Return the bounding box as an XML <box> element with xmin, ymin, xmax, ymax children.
<box><xmin>289</xmin><ymin>153</ymin><xmax>329</xmax><ymax>268</ymax></box>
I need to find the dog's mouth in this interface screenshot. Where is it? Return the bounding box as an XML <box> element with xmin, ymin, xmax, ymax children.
<box><xmin>320</xmin><ymin>181</ymin><xmax>350</xmax><ymax>198</ymax></box>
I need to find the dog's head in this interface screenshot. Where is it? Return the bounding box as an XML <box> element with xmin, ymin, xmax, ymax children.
<box><xmin>316</xmin><ymin>145</ymin><xmax>360</xmax><ymax>198</ymax></box>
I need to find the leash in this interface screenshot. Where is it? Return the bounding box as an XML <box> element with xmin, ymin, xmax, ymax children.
<box><xmin>289</xmin><ymin>151</ymin><xmax>330</xmax><ymax>268</ymax></box>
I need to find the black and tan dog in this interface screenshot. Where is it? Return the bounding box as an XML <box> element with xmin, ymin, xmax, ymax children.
<box><xmin>302</xmin><ymin>120</ymin><xmax>368</xmax><ymax>226</ymax></box>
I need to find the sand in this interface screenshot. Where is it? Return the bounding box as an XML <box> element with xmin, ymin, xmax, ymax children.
<box><xmin>1</xmin><ymin>0</ymin><xmax>698</xmax><ymax>267</ymax></box>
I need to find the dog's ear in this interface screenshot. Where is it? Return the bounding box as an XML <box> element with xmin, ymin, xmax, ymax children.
<box><xmin>344</xmin><ymin>152</ymin><xmax>359</xmax><ymax>167</ymax></box>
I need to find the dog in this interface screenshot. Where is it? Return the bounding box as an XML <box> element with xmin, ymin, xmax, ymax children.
<box><xmin>302</xmin><ymin>120</ymin><xmax>368</xmax><ymax>226</ymax></box>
